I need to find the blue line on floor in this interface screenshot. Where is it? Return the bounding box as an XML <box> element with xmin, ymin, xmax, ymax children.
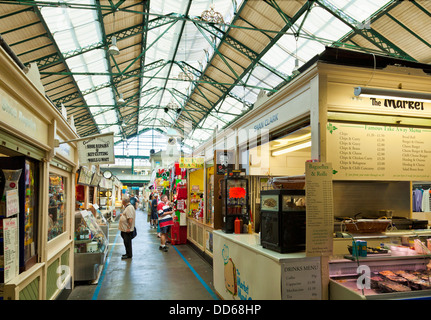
<box><xmin>92</xmin><ymin>229</ymin><xmax>120</xmax><ymax>300</ymax></box>
<box><xmin>172</xmin><ymin>245</ymin><xmax>218</xmax><ymax>300</ymax></box>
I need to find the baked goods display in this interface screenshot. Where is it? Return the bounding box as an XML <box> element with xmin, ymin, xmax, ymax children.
<box><xmin>369</xmin><ymin>270</ymin><xmax>431</xmax><ymax>293</ymax></box>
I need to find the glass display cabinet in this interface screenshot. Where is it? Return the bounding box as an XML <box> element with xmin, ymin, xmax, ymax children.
<box><xmin>330</xmin><ymin>230</ymin><xmax>431</xmax><ymax>300</ymax></box>
<box><xmin>74</xmin><ymin>210</ymin><xmax>108</xmax><ymax>282</ymax></box>
<box><xmin>221</xmin><ymin>170</ymin><xmax>249</xmax><ymax>233</ymax></box>
<box><xmin>260</xmin><ymin>189</ymin><xmax>306</xmax><ymax>253</ymax></box>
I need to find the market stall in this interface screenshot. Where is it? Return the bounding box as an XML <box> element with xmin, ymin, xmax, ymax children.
<box><xmin>195</xmin><ymin>47</ymin><xmax>431</xmax><ymax>300</ymax></box>
<box><xmin>181</xmin><ymin>156</ymin><xmax>218</xmax><ymax>259</ymax></box>
<box><xmin>0</xmin><ymin>45</ymin><xmax>78</xmax><ymax>300</ymax></box>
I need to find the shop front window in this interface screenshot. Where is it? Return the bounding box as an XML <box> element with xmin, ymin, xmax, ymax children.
<box><xmin>48</xmin><ymin>174</ymin><xmax>67</xmax><ymax>241</ymax></box>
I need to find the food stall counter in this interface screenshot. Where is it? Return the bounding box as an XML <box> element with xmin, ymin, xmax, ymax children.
<box><xmin>213</xmin><ymin>231</ymin><xmax>322</xmax><ymax>300</ymax></box>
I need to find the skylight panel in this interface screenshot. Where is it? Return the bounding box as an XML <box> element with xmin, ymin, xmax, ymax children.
<box><xmin>303</xmin><ymin>6</ymin><xmax>351</xmax><ymax>41</ymax></box>
<box><xmin>329</xmin><ymin>0</ymin><xmax>392</xmax><ymax>23</ymax></box>
<box><xmin>39</xmin><ymin>0</ymin><xmax>118</xmax><ymax>136</ymax></box>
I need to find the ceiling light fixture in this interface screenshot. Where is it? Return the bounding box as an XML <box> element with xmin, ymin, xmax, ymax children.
<box><xmin>292</xmin><ymin>58</ymin><xmax>300</xmax><ymax>76</ymax></box>
<box><xmin>242</xmin><ymin>85</ymin><xmax>248</xmax><ymax>112</ymax></box>
<box><xmin>108</xmin><ymin>11</ymin><xmax>120</xmax><ymax>56</ymax></box>
<box><xmin>292</xmin><ymin>35</ymin><xmax>300</xmax><ymax>76</ymax></box>
<box><xmin>271</xmin><ymin>141</ymin><xmax>311</xmax><ymax>157</ymax></box>
<box><xmin>178</xmin><ymin>68</ymin><xmax>194</xmax><ymax>81</ymax></box>
<box><xmin>108</xmin><ymin>36</ymin><xmax>120</xmax><ymax>56</ymax></box>
<box><xmin>354</xmin><ymin>87</ymin><xmax>431</xmax><ymax>103</ymax></box>
<box><xmin>201</xmin><ymin>3</ymin><xmax>224</xmax><ymax>24</ymax></box>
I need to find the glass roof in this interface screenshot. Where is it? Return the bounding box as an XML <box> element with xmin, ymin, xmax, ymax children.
<box><xmin>34</xmin><ymin>0</ymin><xmax>395</xmax><ymax>151</ymax></box>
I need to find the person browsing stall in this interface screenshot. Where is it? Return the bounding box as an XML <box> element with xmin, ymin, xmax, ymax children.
<box><xmin>119</xmin><ymin>197</ymin><xmax>136</xmax><ymax>259</ymax></box>
<box><xmin>151</xmin><ymin>194</ymin><xmax>159</xmax><ymax>229</ymax></box>
<box><xmin>157</xmin><ymin>194</ymin><xmax>174</xmax><ymax>252</ymax></box>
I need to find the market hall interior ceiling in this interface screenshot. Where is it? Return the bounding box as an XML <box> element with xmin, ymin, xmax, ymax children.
<box><xmin>1</xmin><ymin>0</ymin><xmax>431</xmax><ymax>151</ymax></box>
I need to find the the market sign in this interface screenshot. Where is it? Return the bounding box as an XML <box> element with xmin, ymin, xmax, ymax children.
<box><xmin>77</xmin><ymin>132</ymin><xmax>115</xmax><ymax>165</ymax></box>
<box><xmin>369</xmin><ymin>97</ymin><xmax>424</xmax><ymax>111</ymax></box>
<box><xmin>179</xmin><ymin>157</ymin><xmax>204</xmax><ymax>168</ymax></box>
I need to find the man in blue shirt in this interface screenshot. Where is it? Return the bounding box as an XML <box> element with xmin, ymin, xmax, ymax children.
<box><xmin>130</xmin><ymin>193</ymin><xmax>139</xmax><ymax>209</ymax></box>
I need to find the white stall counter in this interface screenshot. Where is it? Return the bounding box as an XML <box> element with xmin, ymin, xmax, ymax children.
<box><xmin>213</xmin><ymin>231</ymin><xmax>322</xmax><ymax>300</ymax></box>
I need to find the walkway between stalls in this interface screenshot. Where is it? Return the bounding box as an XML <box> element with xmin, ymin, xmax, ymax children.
<box><xmin>68</xmin><ymin>208</ymin><xmax>217</xmax><ymax>300</ymax></box>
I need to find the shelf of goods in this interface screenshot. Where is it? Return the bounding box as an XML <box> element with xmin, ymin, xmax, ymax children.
<box><xmin>330</xmin><ymin>230</ymin><xmax>431</xmax><ymax>300</ymax></box>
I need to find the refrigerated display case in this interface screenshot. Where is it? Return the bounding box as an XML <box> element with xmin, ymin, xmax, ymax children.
<box><xmin>0</xmin><ymin>156</ymin><xmax>39</xmax><ymax>272</ymax></box>
<box><xmin>220</xmin><ymin>170</ymin><xmax>249</xmax><ymax>233</ymax></box>
<box><xmin>329</xmin><ymin>230</ymin><xmax>431</xmax><ymax>300</ymax></box>
<box><xmin>260</xmin><ymin>189</ymin><xmax>306</xmax><ymax>253</ymax></box>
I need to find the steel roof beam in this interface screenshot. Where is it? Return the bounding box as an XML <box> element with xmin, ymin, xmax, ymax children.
<box><xmin>184</xmin><ymin>0</ymin><xmax>312</xmax><ymax>133</ymax></box>
<box><xmin>31</xmin><ymin>4</ymin><xmax>99</xmax><ymax>136</ymax></box>
<box><xmin>316</xmin><ymin>0</ymin><xmax>415</xmax><ymax>61</ymax></box>
<box><xmin>27</xmin><ymin>13</ymin><xmax>176</xmax><ymax>70</ymax></box>
<box><xmin>96</xmin><ymin>2</ymin><xmax>127</xmax><ymax>136</ymax></box>
<box><xmin>155</xmin><ymin>0</ymin><xmax>192</xmax><ymax>125</ymax></box>
<box><xmin>135</xmin><ymin>0</ymin><xmax>150</xmax><ymax>135</ymax></box>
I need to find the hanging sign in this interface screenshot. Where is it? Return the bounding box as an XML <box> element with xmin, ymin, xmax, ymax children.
<box><xmin>179</xmin><ymin>157</ymin><xmax>204</xmax><ymax>169</ymax></box>
<box><xmin>77</xmin><ymin>133</ymin><xmax>115</xmax><ymax>165</ymax></box>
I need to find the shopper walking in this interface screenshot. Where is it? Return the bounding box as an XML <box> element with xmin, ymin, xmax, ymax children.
<box><xmin>130</xmin><ymin>193</ymin><xmax>139</xmax><ymax>210</ymax></box>
<box><xmin>119</xmin><ymin>197</ymin><xmax>136</xmax><ymax>260</ymax></box>
<box><xmin>157</xmin><ymin>194</ymin><xmax>174</xmax><ymax>252</ymax></box>
<box><xmin>150</xmin><ymin>193</ymin><xmax>159</xmax><ymax>229</ymax></box>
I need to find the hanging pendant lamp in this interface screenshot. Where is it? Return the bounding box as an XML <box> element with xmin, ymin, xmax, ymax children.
<box><xmin>108</xmin><ymin>36</ymin><xmax>120</xmax><ymax>55</ymax></box>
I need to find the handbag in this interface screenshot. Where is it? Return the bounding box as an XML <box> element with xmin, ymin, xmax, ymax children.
<box><xmin>131</xmin><ymin>227</ymin><xmax>137</xmax><ymax>239</ymax></box>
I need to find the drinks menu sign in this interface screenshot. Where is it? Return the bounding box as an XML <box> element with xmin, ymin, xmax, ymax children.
<box><xmin>326</xmin><ymin>122</ymin><xmax>431</xmax><ymax>180</ymax></box>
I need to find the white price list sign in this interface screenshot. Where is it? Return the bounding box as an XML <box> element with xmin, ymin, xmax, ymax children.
<box><xmin>281</xmin><ymin>258</ymin><xmax>321</xmax><ymax>300</ymax></box>
<box><xmin>4</xmin><ymin>217</ymin><xmax>19</xmax><ymax>283</ymax></box>
<box><xmin>305</xmin><ymin>162</ymin><xmax>334</xmax><ymax>257</ymax></box>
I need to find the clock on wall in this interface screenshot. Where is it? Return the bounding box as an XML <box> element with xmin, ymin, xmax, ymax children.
<box><xmin>103</xmin><ymin>170</ymin><xmax>112</xmax><ymax>179</ymax></box>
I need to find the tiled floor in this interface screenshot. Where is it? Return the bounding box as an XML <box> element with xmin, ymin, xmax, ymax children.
<box><xmin>67</xmin><ymin>209</ymin><xmax>217</xmax><ymax>300</ymax></box>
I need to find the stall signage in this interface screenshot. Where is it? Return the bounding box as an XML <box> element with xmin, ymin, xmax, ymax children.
<box><xmin>1</xmin><ymin>98</ymin><xmax>37</xmax><ymax>131</ymax></box>
<box><xmin>281</xmin><ymin>257</ymin><xmax>321</xmax><ymax>300</ymax></box>
<box><xmin>78</xmin><ymin>133</ymin><xmax>114</xmax><ymax>165</ymax></box>
<box><xmin>369</xmin><ymin>98</ymin><xmax>424</xmax><ymax>111</ymax></box>
<box><xmin>77</xmin><ymin>166</ymin><xmax>92</xmax><ymax>185</ymax></box>
<box><xmin>3</xmin><ymin>217</ymin><xmax>19</xmax><ymax>283</ymax></box>
<box><xmin>305</xmin><ymin>162</ymin><xmax>334</xmax><ymax>257</ymax></box>
<box><xmin>327</xmin><ymin>122</ymin><xmax>431</xmax><ymax>180</ymax></box>
<box><xmin>253</xmin><ymin>113</ymin><xmax>279</xmax><ymax>132</ymax></box>
<box><xmin>179</xmin><ymin>157</ymin><xmax>204</xmax><ymax>168</ymax></box>
<box><xmin>6</xmin><ymin>189</ymin><xmax>19</xmax><ymax>217</ymax></box>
